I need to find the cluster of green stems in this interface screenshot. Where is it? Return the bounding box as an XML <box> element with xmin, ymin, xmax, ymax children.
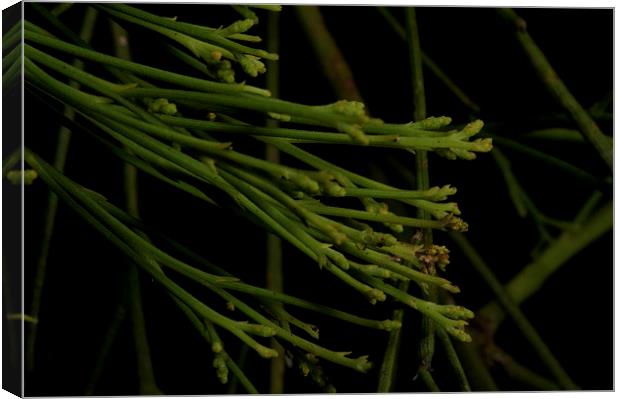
<box><xmin>17</xmin><ymin>4</ymin><xmax>495</xmax><ymax>387</ymax></box>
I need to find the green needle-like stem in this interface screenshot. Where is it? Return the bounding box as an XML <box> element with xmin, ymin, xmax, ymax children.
<box><xmin>111</xmin><ymin>21</ymin><xmax>162</xmax><ymax>395</ymax></box>
<box><xmin>478</xmin><ymin>199</ymin><xmax>612</xmax><ymax>332</ymax></box>
<box><xmin>85</xmin><ymin>295</ymin><xmax>127</xmax><ymax>395</ymax></box>
<box><xmin>172</xmin><ymin>296</ymin><xmax>258</xmax><ymax>393</ymax></box>
<box><xmin>295</xmin><ymin>6</ymin><xmax>363</xmax><ymax>102</ymax></box>
<box><xmin>436</xmin><ymin>328</ymin><xmax>470</xmax><ymax>391</ymax></box>
<box><xmin>103</xmin><ymin>4</ymin><xmax>276</xmax><ymax>60</ymax></box>
<box><xmin>24</xmin><ymin>29</ymin><xmax>269</xmax><ymax>96</ymax></box>
<box><xmin>377</xmin><ymin>6</ymin><xmax>480</xmax><ymax>113</ymax></box>
<box><xmin>497</xmin><ymin>8</ymin><xmax>612</xmax><ymax>170</ymax></box>
<box><xmin>450</xmin><ymin>232</ymin><xmax>578</xmax><ymax>389</ymax></box>
<box><xmin>265</xmin><ymin>11</ymin><xmax>286</xmax><ymax>393</ymax></box>
<box><xmin>408</xmin><ymin>6</ymin><xmax>438</xmax><ymax>391</ymax></box>
<box><xmin>490</xmin><ymin>134</ymin><xmax>609</xmax><ymax>191</ymax></box>
<box><xmin>26</xmin><ymin>7</ymin><xmax>98</xmax><ymax>372</ymax></box>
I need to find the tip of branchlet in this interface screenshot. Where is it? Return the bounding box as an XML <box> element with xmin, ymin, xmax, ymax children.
<box><xmin>442</xmin><ymin>215</ymin><xmax>468</xmax><ymax>232</ymax></box>
<box><xmin>211</xmin><ymin>341</ymin><xmax>223</xmax><ymax>353</ymax></box>
<box><xmin>353</xmin><ymin>355</ymin><xmax>373</xmax><ymax>373</ymax></box>
<box><xmin>379</xmin><ymin>319</ymin><xmax>402</xmax><ymax>331</ymax></box>
<box><xmin>256</xmin><ymin>345</ymin><xmax>279</xmax><ymax>359</ymax></box>
<box><xmin>220</xmin><ymin>18</ymin><xmax>255</xmax><ymax>36</ymax></box>
<box><xmin>447</xmin><ymin>326</ymin><xmax>472</xmax><ymax>343</ymax></box>
<box><xmin>442</xmin><ymin>282</ymin><xmax>461</xmax><ymax>294</ymax></box>
<box><xmin>366</xmin><ymin>288</ymin><xmax>386</xmax><ymax>302</ymax></box>
<box><xmin>460</xmin><ymin>119</ymin><xmax>485</xmax><ymax>138</ymax></box>
<box><xmin>414</xmin><ymin>115</ymin><xmax>453</xmax><ymax>130</ymax></box>
<box><xmin>147</xmin><ymin>98</ymin><xmax>178</xmax><ymax>115</ymax></box>
<box><xmin>268</xmin><ymin>111</ymin><xmax>292</xmax><ymax>122</ymax></box>
<box><xmin>475</xmin><ymin>137</ymin><xmax>493</xmax><ymax>152</ymax></box>
<box><xmin>6</xmin><ymin>169</ymin><xmax>37</xmax><ymax>185</ymax></box>
<box><xmin>440</xmin><ymin>305</ymin><xmax>475</xmax><ymax>320</ymax></box>
<box><xmin>337</xmin><ymin>122</ymin><xmax>369</xmax><ymax>145</ymax></box>
<box><xmin>426</xmin><ymin>184</ymin><xmax>457</xmax><ymax>200</ymax></box>
<box><xmin>238</xmin><ymin>54</ymin><xmax>266</xmax><ymax>76</ymax></box>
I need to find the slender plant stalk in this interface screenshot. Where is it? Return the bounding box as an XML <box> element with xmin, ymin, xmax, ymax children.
<box><xmin>378</xmin><ymin>7</ymin><xmax>436</xmax><ymax>392</ymax></box>
<box><xmin>497</xmin><ymin>8</ymin><xmax>612</xmax><ymax>170</ymax></box>
<box><xmin>453</xmin><ymin>340</ymin><xmax>499</xmax><ymax>391</ymax></box>
<box><xmin>111</xmin><ymin>20</ymin><xmax>162</xmax><ymax>395</ymax></box>
<box><xmin>492</xmin><ymin>148</ymin><xmax>553</xmax><ymax>241</ymax></box>
<box><xmin>377</xmin><ymin>6</ymin><xmax>480</xmax><ymax>113</ymax></box>
<box><xmin>295</xmin><ymin>6</ymin><xmax>363</xmax><ymax>101</ymax></box>
<box><xmin>84</xmin><ymin>293</ymin><xmax>128</xmax><ymax>395</ymax></box>
<box><xmin>265</xmin><ymin>9</ymin><xmax>286</xmax><ymax>394</ymax></box>
<box><xmin>171</xmin><ymin>296</ymin><xmax>258</xmax><ymax>393</ymax></box>
<box><xmin>479</xmin><ymin>200</ymin><xmax>612</xmax><ymax>332</ymax></box>
<box><xmin>485</xmin><ymin>344</ymin><xmax>559</xmax><ymax>390</ymax></box>
<box><xmin>227</xmin><ymin>345</ymin><xmax>251</xmax><ymax>394</ymax></box>
<box><xmin>436</xmin><ymin>328</ymin><xmax>470</xmax><ymax>391</ymax></box>
<box><xmin>407</xmin><ymin>7</ymin><xmax>439</xmax><ymax>391</ymax></box>
<box><xmin>449</xmin><ymin>232</ymin><xmax>578</xmax><ymax>389</ymax></box>
<box><xmin>26</xmin><ymin>7</ymin><xmax>98</xmax><ymax>371</ymax></box>
<box><xmin>490</xmin><ymin>134</ymin><xmax>610</xmax><ymax>191</ymax></box>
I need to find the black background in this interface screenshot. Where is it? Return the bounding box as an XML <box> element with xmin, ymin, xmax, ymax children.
<box><xmin>17</xmin><ymin>3</ymin><xmax>613</xmax><ymax>395</ymax></box>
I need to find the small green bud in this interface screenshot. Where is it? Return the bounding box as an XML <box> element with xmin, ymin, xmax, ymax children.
<box><xmin>445</xmin><ymin>321</ymin><xmax>472</xmax><ymax>342</ymax></box>
<box><xmin>238</xmin><ymin>54</ymin><xmax>266</xmax><ymax>77</ymax></box>
<box><xmin>268</xmin><ymin>112</ymin><xmax>292</xmax><ymax>122</ymax></box>
<box><xmin>148</xmin><ymin>98</ymin><xmax>177</xmax><ymax>115</ymax></box>
<box><xmin>212</xmin><ymin>356</ymin><xmax>226</xmax><ymax>369</ymax></box>
<box><xmin>322</xmin><ymin>180</ymin><xmax>346</xmax><ymax>197</ymax></box>
<box><xmin>436</xmin><ymin>148</ymin><xmax>458</xmax><ymax>160</ymax></box>
<box><xmin>353</xmin><ymin>355</ymin><xmax>373</xmax><ymax>373</ymax></box>
<box><xmin>291</xmin><ymin>191</ymin><xmax>306</xmax><ymax>199</ymax></box>
<box><xmin>412</xmin><ymin>116</ymin><xmax>452</xmax><ymax>130</ymax></box>
<box><xmin>326</xmin><ymin>250</ymin><xmax>349</xmax><ymax>270</ymax></box>
<box><xmin>332</xmin><ymin>100</ymin><xmax>367</xmax><ymax>119</ymax></box>
<box><xmin>219</xmin><ymin>18</ymin><xmax>255</xmax><ymax>36</ymax></box>
<box><xmin>214</xmin><ymin>60</ymin><xmax>236</xmax><ymax>83</ymax></box>
<box><xmin>379</xmin><ymin>319</ymin><xmax>402</xmax><ymax>331</ymax></box>
<box><xmin>386</xmin><ymin>223</ymin><xmax>404</xmax><ymax>233</ymax></box>
<box><xmin>452</xmin><ymin>147</ymin><xmax>478</xmax><ymax>160</ymax></box>
<box><xmin>216</xmin><ymin>367</ymin><xmax>228</xmax><ymax>384</ymax></box>
<box><xmin>366</xmin><ymin>230</ymin><xmax>398</xmax><ymax>247</ymax></box>
<box><xmin>441</xmin><ymin>282</ymin><xmax>461</xmax><ymax>294</ymax></box>
<box><xmin>336</xmin><ymin>122</ymin><xmax>369</xmax><ymax>145</ymax></box>
<box><xmin>459</xmin><ymin>119</ymin><xmax>485</xmax><ymax>138</ymax></box>
<box><xmin>440</xmin><ymin>305</ymin><xmax>475</xmax><ymax>320</ymax></box>
<box><xmin>474</xmin><ymin>137</ymin><xmax>493</xmax><ymax>151</ymax></box>
<box><xmin>365</xmin><ymin>287</ymin><xmax>386</xmax><ymax>303</ymax></box>
<box><xmin>426</xmin><ymin>185</ymin><xmax>457</xmax><ymax>200</ymax></box>
<box><xmin>256</xmin><ymin>345</ymin><xmax>279</xmax><ymax>359</ymax></box>
<box><xmin>212</xmin><ymin>354</ymin><xmax>229</xmax><ymax>384</ymax></box>
<box><xmin>443</xmin><ymin>215</ymin><xmax>469</xmax><ymax>232</ymax></box>
<box><xmin>239</xmin><ymin>322</ymin><xmax>276</xmax><ymax>337</ymax></box>
<box><xmin>289</xmin><ymin>172</ymin><xmax>320</xmax><ymax>194</ymax></box>
<box><xmin>160</xmin><ymin>102</ymin><xmax>177</xmax><ymax>115</ymax></box>
<box><xmin>6</xmin><ymin>169</ymin><xmax>37</xmax><ymax>185</ymax></box>
<box><xmin>211</xmin><ymin>341</ymin><xmax>223</xmax><ymax>353</ymax></box>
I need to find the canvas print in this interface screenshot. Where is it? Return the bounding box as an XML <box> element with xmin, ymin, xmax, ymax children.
<box><xmin>2</xmin><ymin>2</ymin><xmax>613</xmax><ymax>395</ymax></box>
